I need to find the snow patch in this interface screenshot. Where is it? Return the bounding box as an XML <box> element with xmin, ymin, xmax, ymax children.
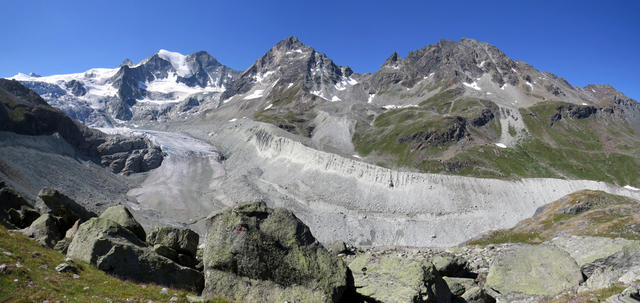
<box><xmin>582</xmin><ymin>103</ymin><xmax>588</xmax><ymax>106</ymax></box>
<box><xmin>264</xmin><ymin>104</ymin><xmax>273</xmax><ymax>110</ymax></box>
<box><xmin>383</xmin><ymin>104</ymin><xmax>418</xmax><ymax>110</ymax></box>
<box><xmin>228</xmin><ymin>118</ymin><xmax>237</xmax><ymax>122</ymax></box>
<box><xmin>368</xmin><ymin>94</ymin><xmax>375</xmax><ymax>104</ymax></box>
<box><xmin>478</xmin><ymin>60</ymin><xmax>487</xmax><ymax>68</ymax></box>
<box><xmin>157</xmin><ymin>49</ymin><xmax>192</xmax><ymax>77</ymax></box>
<box><xmin>287</xmin><ymin>83</ymin><xmax>294</xmax><ymax>89</ymax></box>
<box><xmin>353</xmin><ymin>154</ymin><xmax>361</xmax><ymax>159</ymax></box>
<box><xmin>311</xmin><ymin>90</ymin><xmax>328</xmax><ymax>101</ymax></box>
<box><xmin>463</xmin><ymin>81</ymin><xmax>481</xmax><ymax>91</ymax></box>
<box><xmin>624</xmin><ymin>185</ymin><xmax>640</xmax><ymax>191</ymax></box>
<box><xmin>495</xmin><ymin>143</ymin><xmax>507</xmax><ymax>148</ymax></box>
<box><xmin>500</xmin><ymin>84</ymin><xmax>507</xmax><ymax>90</ymax></box>
<box><xmin>331</xmin><ymin>96</ymin><xmax>341</xmax><ymax>102</ymax></box>
<box><xmin>255</xmin><ymin>71</ymin><xmax>275</xmax><ymax>83</ymax></box>
<box><xmin>243</xmin><ymin>89</ymin><xmax>264</xmax><ymax>100</ymax></box>
<box><xmin>526</xmin><ymin>81</ymin><xmax>534</xmax><ymax>91</ymax></box>
<box><xmin>591</xmin><ymin>89</ymin><xmax>596</xmax><ymax>93</ymax></box>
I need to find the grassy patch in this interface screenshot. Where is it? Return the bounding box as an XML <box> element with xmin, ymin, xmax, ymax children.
<box><xmin>467</xmin><ymin>230</ymin><xmax>543</xmax><ymax>246</ymax></box>
<box><xmin>0</xmin><ymin>226</ymin><xmax>231</xmax><ymax>303</ymax></box>
<box><xmin>544</xmin><ymin>284</ymin><xmax>626</xmax><ymax>303</ymax></box>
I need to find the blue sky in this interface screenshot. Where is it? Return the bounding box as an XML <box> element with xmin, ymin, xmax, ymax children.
<box><xmin>2</xmin><ymin>0</ymin><xmax>639</xmax><ymax>100</ymax></box>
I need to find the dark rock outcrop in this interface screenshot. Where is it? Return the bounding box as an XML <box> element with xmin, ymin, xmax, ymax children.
<box><xmin>0</xmin><ymin>181</ymin><xmax>39</xmax><ymax>229</ymax></box>
<box><xmin>38</xmin><ymin>187</ymin><xmax>96</xmax><ymax>231</ymax></box>
<box><xmin>202</xmin><ymin>202</ymin><xmax>353</xmax><ymax>303</ymax></box>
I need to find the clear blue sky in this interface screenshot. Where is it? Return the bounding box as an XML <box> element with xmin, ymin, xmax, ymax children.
<box><xmin>2</xmin><ymin>0</ymin><xmax>639</xmax><ymax>100</ymax></box>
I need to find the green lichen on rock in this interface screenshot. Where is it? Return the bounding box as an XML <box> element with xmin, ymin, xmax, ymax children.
<box><xmin>486</xmin><ymin>245</ymin><xmax>583</xmax><ymax>297</ymax></box>
<box><xmin>99</xmin><ymin>205</ymin><xmax>146</xmax><ymax>241</ymax></box>
<box><xmin>202</xmin><ymin>202</ymin><xmax>351</xmax><ymax>303</ymax></box>
<box><xmin>348</xmin><ymin>254</ymin><xmax>451</xmax><ymax>303</ymax></box>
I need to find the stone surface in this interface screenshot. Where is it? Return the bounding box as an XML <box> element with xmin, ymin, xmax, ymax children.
<box><xmin>146</xmin><ymin>226</ymin><xmax>199</xmax><ymax>257</ymax></box>
<box><xmin>348</xmin><ymin>253</ymin><xmax>452</xmax><ymax>303</ymax></box>
<box><xmin>433</xmin><ymin>254</ymin><xmax>475</xmax><ymax>278</ymax></box>
<box><xmin>38</xmin><ymin>188</ymin><xmax>96</xmax><ymax>230</ymax></box>
<box><xmin>67</xmin><ymin>217</ymin><xmax>203</xmax><ymax>291</ymax></box>
<box><xmin>485</xmin><ymin>245</ymin><xmax>583</xmax><ymax>296</ymax></box>
<box><xmin>202</xmin><ymin>202</ymin><xmax>352</xmax><ymax>303</ymax></box>
<box><xmin>53</xmin><ymin>219</ymin><xmax>81</xmax><ymax>253</ymax></box>
<box><xmin>55</xmin><ymin>263</ymin><xmax>77</xmax><ymax>273</ymax></box>
<box><xmin>99</xmin><ymin>205</ymin><xmax>146</xmax><ymax>240</ymax></box>
<box><xmin>0</xmin><ymin>185</ymin><xmax>39</xmax><ymax>229</ymax></box>
<box><xmin>443</xmin><ymin>277</ymin><xmax>476</xmax><ymax>297</ymax></box>
<box><xmin>20</xmin><ymin>214</ymin><xmax>62</xmax><ymax>248</ymax></box>
<box><xmin>550</xmin><ymin>236</ymin><xmax>637</xmax><ymax>266</ymax></box>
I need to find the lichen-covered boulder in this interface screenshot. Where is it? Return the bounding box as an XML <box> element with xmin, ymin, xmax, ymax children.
<box><xmin>202</xmin><ymin>202</ymin><xmax>352</xmax><ymax>303</ymax></box>
<box><xmin>0</xmin><ymin>184</ymin><xmax>39</xmax><ymax>229</ymax></box>
<box><xmin>53</xmin><ymin>219</ymin><xmax>80</xmax><ymax>253</ymax></box>
<box><xmin>349</xmin><ymin>253</ymin><xmax>452</xmax><ymax>303</ymax></box>
<box><xmin>38</xmin><ymin>188</ymin><xmax>95</xmax><ymax>230</ymax></box>
<box><xmin>20</xmin><ymin>213</ymin><xmax>62</xmax><ymax>248</ymax></box>
<box><xmin>147</xmin><ymin>226</ymin><xmax>198</xmax><ymax>257</ymax></box>
<box><xmin>99</xmin><ymin>205</ymin><xmax>146</xmax><ymax>240</ymax></box>
<box><xmin>486</xmin><ymin>245</ymin><xmax>583</xmax><ymax>297</ymax></box>
<box><xmin>67</xmin><ymin>217</ymin><xmax>203</xmax><ymax>291</ymax></box>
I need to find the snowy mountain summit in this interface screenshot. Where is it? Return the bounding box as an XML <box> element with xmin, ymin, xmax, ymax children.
<box><xmin>11</xmin><ymin>50</ymin><xmax>240</xmax><ymax>126</ymax></box>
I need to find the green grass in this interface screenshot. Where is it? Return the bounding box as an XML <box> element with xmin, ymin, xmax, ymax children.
<box><xmin>0</xmin><ymin>226</ymin><xmax>232</xmax><ymax>303</ymax></box>
<box><xmin>467</xmin><ymin>231</ymin><xmax>543</xmax><ymax>246</ymax></box>
<box><xmin>544</xmin><ymin>284</ymin><xmax>626</xmax><ymax>303</ymax></box>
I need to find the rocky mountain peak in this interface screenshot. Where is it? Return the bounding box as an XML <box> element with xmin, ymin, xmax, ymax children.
<box><xmin>381</xmin><ymin>52</ymin><xmax>402</xmax><ymax>68</ymax></box>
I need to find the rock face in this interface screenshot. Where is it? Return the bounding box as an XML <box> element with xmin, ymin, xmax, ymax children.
<box><xmin>485</xmin><ymin>245</ymin><xmax>583</xmax><ymax>297</ymax></box>
<box><xmin>38</xmin><ymin>188</ymin><xmax>96</xmax><ymax>231</ymax></box>
<box><xmin>20</xmin><ymin>213</ymin><xmax>62</xmax><ymax>248</ymax></box>
<box><xmin>67</xmin><ymin>216</ymin><xmax>203</xmax><ymax>291</ymax></box>
<box><xmin>581</xmin><ymin>242</ymin><xmax>640</xmax><ymax>288</ymax></box>
<box><xmin>0</xmin><ymin>182</ymin><xmax>39</xmax><ymax>229</ymax></box>
<box><xmin>99</xmin><ymin>205</ymin><xmax>146</xmax><ymax>240</ymax></box>
<box><xmin>146</xmin><ymin>226</ymin><xmax>199</xmax><ymax>257</ymax></box>
<box><xmin>202</xmin><ymin>202</ymin><xmax>352</xmax><ymax>303</ymax></box>
<box><xmin>348</xmin><ymin>254</ymin><xmax>452</xmax><ymax>303</ymax></box>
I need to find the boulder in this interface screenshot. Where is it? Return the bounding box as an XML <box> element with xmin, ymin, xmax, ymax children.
<box><xmin>99</xmin><ymin>205</ymin><xmax>146</xmax><ymax>240</ymax></box>
<box><xmin>20</xmin><ymin>213</ymin><xmax>62</xmax><ymax>248</ymax></box>
<box><xmin>485</xmin><ymin>245</ymin><xmax>583</xmax><ymax>297</ymax></box>
<box><xmin>202</xmin><ymin>202</ymin><xmax>352</xmax><ymax>303</ymax></box>
<box><xmin>443</xmin><ymin>277</ymin><xmax>476</xmax><ymax>297</ymax></box>
<box><xmin>54</xmin><ymin>219</ymin><xmax>81</xmax><ymax>253</ymax></box>
<box><xmin>459</xmin><ymin>287</ymin><xmax>494</xmax><ymax>303</ymax></box>
<box><xmin>550</xmin><ymin>236</ymin><xmax>638</xmax><ymax>266</ymax></box>
<box><xmin>580</xmin><ymin>242</ymin><xmax>640</xmax><ymax>290</ymax></box>
<box><xmin>433</xmin><ymin>254</ymin><xmax>475</xmax><ymax>278</ymax></box>
<box><xmin>349</xmin><ymin>253</ymin><xmax>452</xmax><ymax>303</ymax></box>
<box><xmin>0</xmin><ymin>185</ymin><xmax>39</xmax><ymax>229</ymax></box>
<box><xmin>67</xmin><ymin>217</ymin><xmax>203</xmax><ymax>291</ymax></box>
<box><xmin>38</xmin><ymin>188</ymin><xmax>96</xmax><ymax>230</ymax></box>
<box><xmin>147</xmin><ymin>226</ymin><xmax>199</xmax><ymax>257</ymax></box>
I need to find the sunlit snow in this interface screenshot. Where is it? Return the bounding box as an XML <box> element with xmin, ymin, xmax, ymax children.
<box><xmin>368</xmin><ymin>94</ymin><xmax>376</xmax><ymax>104</ymax></box>
<box><xmin>463</xmin><ymin>81</ymin><xmax>481</xmax><ymax>91</ymax></box>
<box><xmin>243</xmin><ymin>89</ymin><xmax>264</xmax><ymax>100</ymax></box>
<box><xmin>495</xmin><ymin>143</ymin><xmax>507</xmax><ymax>148</ymax></box>
<box><xmin>624</xmin><ymin>185</ymin><xmax>640</xmax><ymax>191</ymax></box>
<box><xmin>157</xmin><ymin>50</ymin><xmax>192</xmax><ymax>78</ymax></box>
<box><xmin>264</xmin><ymin>104</ymin><xmax>273</xmax><ymax>110</ymax></box>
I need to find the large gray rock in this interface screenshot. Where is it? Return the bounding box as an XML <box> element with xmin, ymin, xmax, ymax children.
<box><xmin>67</xmin><ymin>217</ymin><xmax>203</xmax><ymax>291</ymax></box>
<box><xmin>485</xmin><ymin>245</ymin><xmax>583</xmax><ymax>297</ymax></box>
<box><xmin>99</xmin><ymin>205</ymin><xmax>146</xmax><ymax>240</ymax></box>
<box><xmin>202</xmin><ymin>202</ymin><xmax>352</xmax><ymax>303</ymax></box>
<box><xmin>146</xmin><ymin>226</ymin><xmax>198</xmax><ymax>257</ymax></box>
<box><xmin>38</xmin><ymin>188</ymin><xmax>96</xmax><ymax>230</ymax></box>
<box><xmin>550</xmin><ymin>236</ymin><xmax>638</xmax><ymax>267</ymax></box>
<box><xmin>0</xmin><ymin>184</ymin><xmax>39</xmax><ymax>229</ymax></box>
<box><xmin>20</xmin><ymin>213</ymin><xmax>62</xmax><ymax>248</ymax></box>
<box><xmin>580</xmin><ymin>242</ymin><xmax>640</xmax><ymax>291</ymax></box>
<box><xmin>348</xmin><ymin>253</ymin><xmax>452</xmax><ymax>303</ymax></box>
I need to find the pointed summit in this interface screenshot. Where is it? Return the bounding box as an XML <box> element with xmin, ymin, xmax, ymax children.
<box><xmin>382</xmin><ymin>52</ymin><xmax>402</xmax><ymax>68</ymax></box>
<box><xmin>274</xmin><ymin>36</ymin><xmax>304</xmax><ymax>50</ymax></box>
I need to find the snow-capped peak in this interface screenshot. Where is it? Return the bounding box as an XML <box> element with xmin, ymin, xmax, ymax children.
<box><xmin>157</xmin><ymin>49</ymin><xmax>192</xmax><ymax>77</ymax></box>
